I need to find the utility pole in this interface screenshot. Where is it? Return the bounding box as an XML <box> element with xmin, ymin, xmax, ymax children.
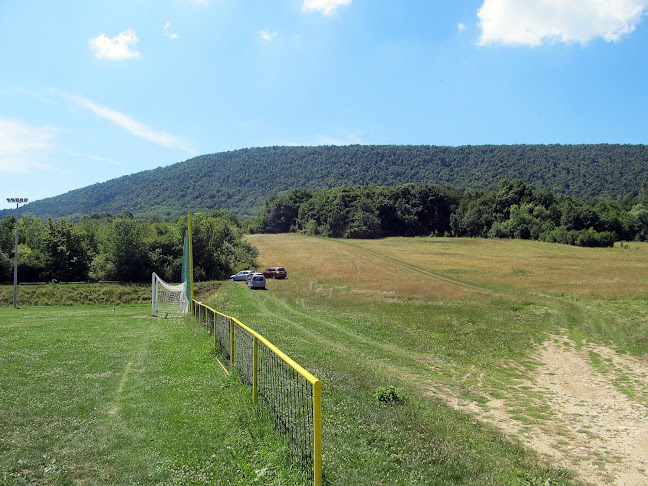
<box><xmin>6</xmin><ymin>198</ymin><xmax>28</xmax><ymax>308</ymax></box>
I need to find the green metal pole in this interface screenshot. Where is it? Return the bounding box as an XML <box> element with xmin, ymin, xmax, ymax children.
<box><xmin>13</xmin><ymin>207</ymin><xmax>18</xmax><ymax>308</ymax></box>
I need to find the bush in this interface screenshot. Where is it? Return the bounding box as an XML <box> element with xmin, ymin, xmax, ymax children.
<box><xmin>575</xmin><ymin>229</ymin><xmax>615</xmax><ymax>248</ymax></box>
<box><xmin>373</xmin><ymin>385</ymin><xmax>408</xmax><ymax>404</ymax></box>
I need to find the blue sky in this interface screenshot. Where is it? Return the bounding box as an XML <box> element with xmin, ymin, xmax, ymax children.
<box><xmin>2</xmin><ymin>0</ymin><xmax>648</xmax><ymax>206</ymax></box>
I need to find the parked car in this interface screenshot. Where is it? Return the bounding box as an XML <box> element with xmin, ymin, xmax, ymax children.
<box><xmin>262</xmin><ymin>267</ymin><xmax>287</xmax><ymax>279</ymax></box>
<box><xmin>230</xmin><ymin>270</ymin><xmax>253</xmax><ymax>281</ymax></box>
<box><xmin>248</xmin><ymin>273</ymin><xmax>266</xmax><ymax>289</ymax></box>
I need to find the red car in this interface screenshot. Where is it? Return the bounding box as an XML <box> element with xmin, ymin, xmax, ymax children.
<box><xmin>262</xmin><ymin>266</ymin><xmax>287</xmax><ymax>279</ymax></box>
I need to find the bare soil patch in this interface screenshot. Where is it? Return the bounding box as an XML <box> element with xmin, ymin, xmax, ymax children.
<box><xmin>438</xmin><ymin>336</ymin><xmax>648</xmax><ymax>486</ymax></box>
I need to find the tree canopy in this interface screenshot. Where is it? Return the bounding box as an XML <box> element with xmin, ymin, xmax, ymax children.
<box><xmin>0</xmin><ymin>212</ymin><xmax>257</xmax><ymax>284</ymax></box>
<box><xmin>253</xmin><ymin>180</ymin><xmax>648</xmax><ymax>247</ymax></box>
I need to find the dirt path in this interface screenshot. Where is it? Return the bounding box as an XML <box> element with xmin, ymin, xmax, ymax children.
<box><xmin>440</xmin><ymin>336</ymin><xmax>648</xmax><ymax>485</ymax></box>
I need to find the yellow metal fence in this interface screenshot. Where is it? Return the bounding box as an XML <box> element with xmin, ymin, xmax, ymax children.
<box><xmin>192</xmin><ymin>300</ymin><xmax>322</xmax><ymax>486</ymax></box>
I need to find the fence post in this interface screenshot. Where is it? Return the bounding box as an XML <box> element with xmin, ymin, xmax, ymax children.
<box><xmin>230</xmin><ymin>319</ymin><xmax>235</xmax><ymax>368</ymax></box>
<box><xmin>252</xmin><ymin>336</ymin><xmax>258</xmax><ymax>404</ymax></box>
<box><xmin>214</xmin><ymin>313</ymin><xmax>218</xmax><ymax>350</ymax></box>
<box><xmin>313</xmin><ymin>380</ymin><xmax>322</xmax><ymax>486</ymax></box>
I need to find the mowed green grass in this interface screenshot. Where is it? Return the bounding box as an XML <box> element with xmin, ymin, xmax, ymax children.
<box><xmin>203</xmin><ymin>234</ymin><xmax>648</xmax><ymax>485</ymax></box>
<box><xmin>0</xmin><ymin>305</ymin><xmax>307</xmax><ymax>485</ymax></box>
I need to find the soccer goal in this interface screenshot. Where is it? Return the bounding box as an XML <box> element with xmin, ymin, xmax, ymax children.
<box><xmin>151</xmin><ymin>212</ymin><xmax>194</xmax><ymax>318</ymax></box>
<box><xmin>151</xmin><ymin>272</ymin><xmax>189</xmax><ymax>318</ymax></box>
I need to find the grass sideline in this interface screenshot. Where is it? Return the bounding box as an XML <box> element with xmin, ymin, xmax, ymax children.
<box><xmin>0</xmin><ymin>305</ymin><xmax>308</xmax><ymax>485</ymax></box>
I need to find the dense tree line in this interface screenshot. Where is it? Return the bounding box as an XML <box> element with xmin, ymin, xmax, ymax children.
<box><xmin>254</xmin><ymin>180</ymin><xmax>648</xmax><ymax>247</ymax></box>
<box><xmin>0</xmin><ymin>212</ymin><xmax>257</xmax><ymax>284</ymax></box>
<box><xmin>4</xmin><ymin>144</ymin><xmax>647</xmax><ymax>221</ymax></box>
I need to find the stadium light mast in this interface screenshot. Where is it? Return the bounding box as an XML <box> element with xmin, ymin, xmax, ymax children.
<box><xmin>6</xmin><ymin>198</ymin><xmax>28</xmax><ymax>308</ymax></box>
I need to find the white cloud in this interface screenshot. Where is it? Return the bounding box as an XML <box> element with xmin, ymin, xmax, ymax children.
<box><xmin>0</xmin><ymin>118</ymin><xmax>60</xmax><ymax>175</ymax></box>
<box><xmin>259</xmin><ymin>30</ymin><xmax>278</xmax><ymax>42</ymax></box>
<box><xmin>302</xmin><ymin>0</ymin><xmax>351</xmax><ymax>15</ymax></box>
<box><xmin>65</xmin><ymin>94</ymin><xmax>195</xmax><ymax>154</ymax></box>
<box><xmin>457</xmin><ymin>23</ymin><xmax>467</xmax><ymax>33</ymax></box>
<box><xmin>477</xmin><ymin>0</ymin><xmax>648</xmax><ymax>46</ymax></box>
<box><xmin>164</xmin><ymin>22</ymin><xmax>179</xmax><ymax>39</ymax></box>
<box><xmin>89</xmin><ymin>28</ymin><xmax>142</xmax><ymax>60</ymax></box>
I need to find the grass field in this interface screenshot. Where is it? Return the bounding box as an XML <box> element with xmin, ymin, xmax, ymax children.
<box><xmin>2</xmin><ymin>235</ymin><xmax>647</xmax><ymax>485</ymax></box>
<box><xmin>208</xmin><ymin>234</ymin><xmax>648</xmax><ymax>485</ymax></box>
<box><xmin>0</xmin><ymin>305</ymin><xmax>308</xmax><ymax>485</ymax></box>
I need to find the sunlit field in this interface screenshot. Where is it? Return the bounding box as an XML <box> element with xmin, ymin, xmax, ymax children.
<box><xmin>251</xmin><ymin>234</ymin><xmax>648</xmax><ymax>300</ymax></box>
<box><xmin>0</xmin><ymin>305</ymin><xmax>307</xmax><ymax>485</ymax></box>
<box><xmin>203</xmin><ymin>234</ymin><xmax>647</xmax><ymax>485</ymax></box>
<box><xmin>2</xmin><ymin>235</ymin><xmax>646</xmax><ymax>485</ymax></box>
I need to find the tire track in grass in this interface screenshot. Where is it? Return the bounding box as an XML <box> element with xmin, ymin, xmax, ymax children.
<box><xmin>97</xmin><ymin>317</ymin><xmax>158</xmax><ymax>450</ymax></box>
<box><xmin>107</xmin><ymin>361</ymin><xmax>133</xmax><ymax>416</ymax></box>
<box><xmin>250</xmin><ymin>290</ymin><xmax>444</xmax><ymax>389</ymax></box>
<box><xmin>330</xmin><ymin>238</ymin><xmax>496</xmax><ymax>295</ymax></box>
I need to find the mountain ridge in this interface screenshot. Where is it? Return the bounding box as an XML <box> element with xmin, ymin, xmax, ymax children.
<box><xmin>4</xmin><ymin>144</ymin><xmax>647</xmax><ymax>220</ymax></box>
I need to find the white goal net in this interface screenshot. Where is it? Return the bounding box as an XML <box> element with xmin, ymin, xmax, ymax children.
<box><xmin>151</xmin><ymin>272</ymin><xmax>189</xmax><ymax>318</ymax></box>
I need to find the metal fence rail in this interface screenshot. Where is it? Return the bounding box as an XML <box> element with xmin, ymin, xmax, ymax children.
<box><xmin>192</xmin><ymin>301</ymin><xmax>322</xmax><ymax>486</ymax></box>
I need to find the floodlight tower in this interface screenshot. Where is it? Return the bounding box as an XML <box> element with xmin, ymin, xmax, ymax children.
<box><xmin>6</xmin><ymin>198</ymin><xmax>28</xmax><ymax>308</ymax></box>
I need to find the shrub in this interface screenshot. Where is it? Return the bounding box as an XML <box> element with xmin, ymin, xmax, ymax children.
<box><xmin>373</xmin><ymin>385</ymin><xmax>408</xmax><ymax>404</ymax></box>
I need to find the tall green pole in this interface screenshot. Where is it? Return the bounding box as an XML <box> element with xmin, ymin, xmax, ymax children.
<box><xmin>187</xmin><ymin>212</ymin><xmax>194</xmax><ymax>302</ymax></box>
<box><xmin>13</xmin><ymin>211</ymin><xmax>18</xmax><ymax>308</ymax></box>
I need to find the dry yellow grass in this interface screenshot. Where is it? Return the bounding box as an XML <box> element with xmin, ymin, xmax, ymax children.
<box><xmin>355</xmin><ymin>237</ymin><xmax>648</xmax><ymax>298</ymax></box>
<box><xmin>248</xmin><ymin>234</ymin><xmax>648</xmax><ymax>301</ymax></box>
<box><xmin>249</xmin><ymin>234</ymin><xmax>478</xmax><ymax>302</ymax></box>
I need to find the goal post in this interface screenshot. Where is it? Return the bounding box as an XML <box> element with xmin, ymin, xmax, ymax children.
<box><xmin>151</xmin><ymin>272</ymin><xmax>189</xmax><ymax>318</ymax></box>
<box><xmin>152</xmin><ymin>212</ymin><xmax>194</xmax><ymax>318</ymax></box>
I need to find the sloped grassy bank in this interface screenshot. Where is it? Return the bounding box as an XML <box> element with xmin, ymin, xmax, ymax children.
<box><xmin>0</xmin><ymin>281</ymin><xmax>220</xmax><ymax>307</ymax></box>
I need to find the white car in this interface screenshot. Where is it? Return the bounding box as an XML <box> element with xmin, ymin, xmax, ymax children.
<box><xmin>230</xmin><ymin>270</ymin><xmax>253</xmax><ymax>281</ymax></box>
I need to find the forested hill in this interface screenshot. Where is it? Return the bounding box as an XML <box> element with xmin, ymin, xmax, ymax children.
<box><xmin>6</xmin><ymin>144</ymin><xmax>648</xmax><ymax>220</ymax></box>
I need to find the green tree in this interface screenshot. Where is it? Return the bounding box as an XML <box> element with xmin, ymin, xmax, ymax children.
<box><xmin>191</xmin><ymin>212</ymin><xmax>258</xmax><ymax>281</ymax></box>
<box><xmin>43</xmin><ymin>219</ymin><xmax>91</xmax><ymax>281</ymax></box>
<box><xmin>0</xmin><ymin>251</ymin><xmax>11</xmax><ymax>282</ymax></box>
<box><xmin>109</xmin><ymin>218</ymin><xmax>150</xmax><ymax>282</ymax></box>
<box><xmin>345</xmin><ymin>197</ymin><xmax>382</xmax><ymax>239</ymax></box>
<box><xmin>256</xmin><ymin>189</ymin><xmax>313</xmax><ymax>233</ymax></box>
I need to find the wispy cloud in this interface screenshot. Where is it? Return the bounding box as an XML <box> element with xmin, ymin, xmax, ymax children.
<box><xmin>302</xmin><ymin>0</ymin><xmax>352</xmax><ymax>15</ymax></box>
<box><xmin>0</xmin><ymin>118</ymin><xmax>61</xmax><ymax>175</ymax></box>
<box><xmin>89</xmin><ymin>28</ymin><xmax>142</xmax><ymax>60</ymax></box>
<box><xmin>477</xmin><ymin>0</ymin><xmax>648</xmax><ymax>46</ymax></box>
<box><xmin>65</xmin><ymin>94</ymin><xmax>195</xmax><ymax>154</ymax></box>
<box><xmin>259</xmin><ymin>30</ymin><xmax>278</xmax><ymax>42</ymax></box>
<box><xmin>164</xmin><ymin>22</ymin><xmax>179</xmax><ymax>39</ymax></box>
<box><xmin>68</xmin><ymin>151</ymin><xmax>126</xmax><ymax>166</ymax></box>
<box><xmin>457</xmin><ymin>23</ymin><xmax>467</xmax><ymax>33</ymax></box>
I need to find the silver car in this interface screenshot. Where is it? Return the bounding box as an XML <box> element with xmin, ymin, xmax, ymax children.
<box><xmin>230</xmin><ymin>270</ymin><xmax>253</xmax><ymax>281</ymax></box>
<box><xmin>248</xmin><ymin>273</ymin><xmax>266</xmax><ymax>289</ymax></box>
